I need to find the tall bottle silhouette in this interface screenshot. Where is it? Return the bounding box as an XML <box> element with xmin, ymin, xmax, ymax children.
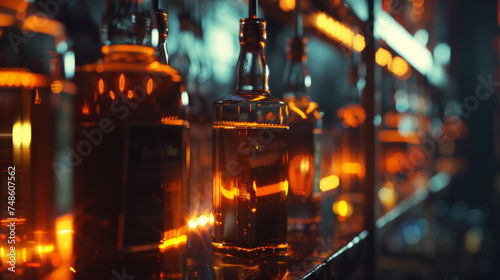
<box><xmin>212</xmin><ymin>1</ymin><xmax>289</xmax><ymax>258</ymax></box>
<box><xmin>72</xmin><ymin>1</ymin><xmax>189</xmax><ymax>278</ymax></box>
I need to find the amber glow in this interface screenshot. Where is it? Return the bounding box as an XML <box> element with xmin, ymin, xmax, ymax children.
<box><xmin>161</xmin><ymin>117</ymin><xmax>186</xmax><ymax>126</ymax></box>
<box><xmin>288</xmin><ymin>155</ymin><xmax>313</xmax><ymax>197</ymax></box>
<box><xmin>159</xmin><ymin>235</ymin><xmax>187</xmax><ymax>250</ymax></box>
<box><xmin>288</xmin><ymin>101</ymin><xmax>307</xmax><ymax>119</ymax></box>
<box><xmin>12</xmin><ymin>121</ymin><xmax>31</xmax><ymax>148</ymax></box>
<box><xmin>341</xmin><ymin>162</ymin><xmax>364</xmax><ymax>177</ymax></box>
<box><xmin>333</xmin><ymin>200</ymin><xmax>353</xmax><ymax>217</ymax></box>
<box><xmin>337</xmin><ymin>104</ymin><xmax>366</xmax><ymax>128</ymax></box>
<box><xmin>22</xmin><ymin>15</ymin><xmax>66</xmax><ymax>46</ymax></box>
<box><xmin>109</xmin><ymin>90</ymin><xmax>115</xmax><ymax>100</ymax></box>
<box><xmin>127</xmin><ymin>90</ymin><xmax>134</xmax><ymax>99</ymax></box>
<box><xmin>148</xmin><ymin>61</ymin><xmax>182</xmax><ymax>82</ymax></box>
<box><xmin>314</xmin><ymin>13</ymin><xmax>365</xmax><ymax>52</ymax></box>
<box><xmin>188</xmin><ymin>213</ymin><xmax>213</xmax><ymax>229</ymax></box>
<box><xmin>34</xmin><ymin>89</ymin><xmax>41</xmax><ymax>104</ymax></box>
<box><xmin>378</xmin><ymin>130</ymin><xmax>421</xmax><ymax>144</ymax></box>
<box><xmin>254</xmin><ymin>181</ymin><xmax>288</xmax><ymax>197</ymax></box>
<box><xmin>279</xmin><ymin>0</ymin><xmax>295</xmax><ymax>12</ymax></box>
<box><xmin>102</xmin><ymin>45</ymin><xmax>155</xmax><ymax>55</ymax></box>
<box><xmin>55</xmin><ymin>215</ymin><xmax>73</xmax><ymax>262</ymax></box>
<box><xmin>98</xmin><ymin>78</ymin><xmax>104</xmax><ymax>94</ymax></box>
<box><xmin>0</xmin><ymin>12</ymin><xmax>16</xmax><ymax>26</ymax></box>
<box><xmin>375</xmin><ymin>48</ymin><xmax>411</xmax><ymax>80</ymax></box>
<box><xmin>51</xmin><ymin>80</ymin><xmax>63</xmax><ymax>94</ymax></box>
<box><xmin>82</xmin><ymin>104</ymin><xmax>89</xmax><ymax>115</ymax></box>
<box><xmin>221</xmin><ymin>182</ymin><xmax>239</xmax><ymax>200</ymax></box>
<box><xmin>119</xmin><ymin>73</ymin><xmax>125</xmax><ymax>92</ymax></box>
<box><xmin>379</xmin><ymin>181</ymin><xmax>397</xmax><ymax>210</ymax></box>
<box><xmin>320</xmin><ymin>175</ymin><xmax>340</xmax><ymax>192</ymax></box>
<box><xmin>147</xmin><ymin>78</ymin><xmax>153</xmax><ymax>95</ymax></box>
<box><xmin>70</xmin><ymin>267</ymin><xmax>76</xmax><ymax>273</ymax></box>
<box><xmin>386</xmin><ymin>153</ymin><xmax>404</xmax><ymax>174</ymax></box>
<box><xmin>0</xmin><ymin>70</ymin><xmax>47</xmax><ymax>89</ymax></box>
<box><xmin>213</xmin><ymin>121</ymin><xmax>288</xmax><ymax>129</ymax></box>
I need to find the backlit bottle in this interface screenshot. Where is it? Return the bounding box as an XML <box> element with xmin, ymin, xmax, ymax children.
<box><xmin>212</xmin><ymin>15</ymin><xmax>289</xmax><ymax>258</ymax></box>
<box><xmin>282</xmin><ymin>36</ymin><xmax>323</xmax><ymax>228</ymax></box>
<box><xmin>72</xmin><ymin>1</ymin><xmax>188</xmax><ymax>278</ymax></box>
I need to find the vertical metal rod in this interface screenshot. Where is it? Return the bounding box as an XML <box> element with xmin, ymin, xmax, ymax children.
<box><xmin>295</xmin><ymin>0</ymin><xmax>302</xmax><ymax>37</ymax></box>
<box><xmin>249</xmin><ymin>0</ymin><xmax>257</xmax><ymax>18</ymax></box>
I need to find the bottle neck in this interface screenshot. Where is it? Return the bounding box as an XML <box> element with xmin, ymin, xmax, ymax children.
<box><xmin>283</xmin><ymin>36</ymin><xmax>309</xmax><ymax>100</ymax></box>
<box><xmin>235</xmin><ymin>18</ymin><xmax>269</xmax><ymax>95</ymax></box>
<box><xmin>156</xmin><ymin>10</ymin><xmax>169</xmax><ymax>65</ymax></box>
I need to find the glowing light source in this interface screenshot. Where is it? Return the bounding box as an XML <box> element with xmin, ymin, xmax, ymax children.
<box><xmin>288</xmin><ymin>101</ymin><xmax>307</xmax><ymax>119</ymax></box>
<box><xmin>379</xmin><ymin>181</ymin><xmax>397</xmax><ymax>209</ymax></box>
<box><xmin>119</xmin><ymin>73</ymin><xmax>125</xmax><ymax>92</ymax></box>
<box><xmin>12</xmin><ymin>121</ymin><xmax>31</xmax><ymax>148</ymax></box>
<box><xmin>146</xmin><ymin>78</ymin><xmax>153</xmax><ymax>95</ymax></box>
<box><xmin>341</xmin><ymin>162</ymin><xmax>364</xmax><ymax>176</ymax></box>
<box><xmin>0</xmin><ymin>70</ymin><xmax>47</xmax><ymax>89</ymax></box>
<box><xmin>51</xmin><ymin>80</ymin><xmax>63</xmax><ymax>94</ymax></box>
<box><xmin>337</xmin><ymin>104</ymin><xmax>366</xmax><ymax>128</ymax></box>
<box><xmin>333</xmin><ymin>200</ymin><xmax>353</xmax><ymax>217</ymax></box>
<box><xmin>378</xmin><ymin>130</ymin><xmax>421</xmax><ymax>144</ymax></box>
<box><xmin>320</xmin><ymin>175</ymin><xmax>340</xmax><ymax>192</ymax></box>
<box><xmin>374</xmin><ymin>11</ymin><xmax>433</xmax><ymax>77</ymax></box>
<box><xmin>98</xmin><ymin>78</ymin><xmax>104</xmax><ymax>94</ymax></box>
<box><xmin>279</xmin><ymin>0</ymin><xmax>295</xmax><ymax>12</ymax></box>
<box><xmin>22</xmin><ymin>15</ymin><xmax>66</xmax><ymax>47</ymax></box>
<box><xmin>375</xmin><ymin>48</ymin><xmax>411</xmax><ymax>80</ymax></box>
<box><xmin>313</xmin><ymin>13</ymin><xmax>365</xmax><ymax>52</ymax></box>
<box><xmin>181</xmin><ymin>91</ymin><xmax>189</xmax><ymax>107</ymax></box>
<box><xmin>159</xmin><ymin>235</ymin><xmax>187</xmax><ymax>250</ymax></box>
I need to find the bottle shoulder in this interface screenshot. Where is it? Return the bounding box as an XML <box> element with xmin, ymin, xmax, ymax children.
<box><xmin>213</xmin><ymin>93</ymin><xmax>288</xmax><ymax>126</ymax></box>
<box><xmin>284</xmin><ymin>97</ymin><xmax>323</xmax><ymax>124</ymax></box>
<box><xmin>77</xmin><ymin>59</ymin><xmax>182</xmax><ymax>83</ymax></box>
<box><xmin>215</xmin><ymin>93</ymin><xmax>287</xmax><ymax>105</ymax></box>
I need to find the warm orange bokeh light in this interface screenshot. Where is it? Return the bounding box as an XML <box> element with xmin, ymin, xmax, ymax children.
<box><xmin>320</xmin><ymin>175</ymin><xmax>340</xmax><ymax>192</ymax></box>
<box><xmin>279</xmin><ymin>0</ymin><xmax>295</xmax><ymax>12</ymax></box>
<box><xmin>376</xmin><ymin>48</ymin><xmax>411</xmax><ymax>80</ymax></box>
<box><xmin>378</xmin><ymin>130</ymin><xmax>421</xmax><ymax>144</ymax></box>
<box><xmin>315</xmin><ymin>13</ymin><xmax>365</xmax><ymax>52</ymax></box>
<box><xmin>341</xmin><ymin>162</ymin><xmax>364</xmax><ymax>177</ymax></box>
<box><xmin>337</xmin><ymin>104</ymin><xmax>366</xmax><ymax>128</ymax></box>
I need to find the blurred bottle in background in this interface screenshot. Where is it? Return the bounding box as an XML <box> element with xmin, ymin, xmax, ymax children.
<box><xmin>0</xmin><ymin>0</ymin><xmax>75</xmax><ymax>279</ymax></box>
<box><xmin>282</xmin><ymin>0</ymin><xmax>322</xmax><ymax>231</ymax></box>
<box><xmin>72</xmin><ymin>0</ymin><xmax>188</xmax><ymax>278</ymax></box>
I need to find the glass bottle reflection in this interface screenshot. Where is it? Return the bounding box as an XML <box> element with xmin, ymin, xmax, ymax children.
<box><xmin>72</xmin><ymin>1</ymin><xmax>188</xmax><ymax>278</ymax></box>
<box><xmin>282</xmin><ymin>35</ymin><xmax>323</xmax><ymax>229</ymax></box>
<box><xmin>212</xmin><ymin>16</ymin><xmax>289</xmax><ymax>258</ymax></box>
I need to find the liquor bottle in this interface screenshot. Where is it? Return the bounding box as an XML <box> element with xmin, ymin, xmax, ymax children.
<box><xmin>334</xmin><ymin>53</ymin><xmax>366</xmax><ymax>235</ymax></box>
<box><xmin>0</xmin><ymin>2</ymin><xmax>75</xmax><ymax>279</ymax></box>
<box><xmin>212</xmin><ymin>1</ymin><xmax>289</xmax><ymax>258</ymax></box>
<box><xmin>72</xmin><ymin>1</ymin><xmax>188</xmax><ymax>278</ymax></box>
<box><xmin>282</xmin><ymin>0</ymin><xmax>323</xmax><ymax>229</ymax></box>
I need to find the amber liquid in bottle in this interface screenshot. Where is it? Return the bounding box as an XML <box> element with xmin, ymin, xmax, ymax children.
<box><xmin>212</xmin><ymin>18</ymin><xmax>288</xmax><ymax>257</ymax></box>
<box><xmin>72</xmin><ymin>6</ymin><xmax>188</xmax><ymax>278</ymax></box>
<box><xmin>282</xmin><ymin>37</ymin><xmax>322</xmax><ymax>227</ymax></box>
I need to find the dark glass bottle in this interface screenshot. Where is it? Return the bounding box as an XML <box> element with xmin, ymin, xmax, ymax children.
<box><xmin>0</xmin><ymin>2</ymin><xmax>75</xmax><ymax>279</ymax></box>
<box><xmin>282</xmin><ymin>36</ymin><xmax>323</xmax><ymax>229</ymax></box>
<box><xmin>72</xmin><ymin>1</ymin><xmax>188</xmax><ymax>278</ymax></box>
<box><xmin>212</xmin><ymin>17</ymin><xmax>289</xmax><ymax>258</ymax></box>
